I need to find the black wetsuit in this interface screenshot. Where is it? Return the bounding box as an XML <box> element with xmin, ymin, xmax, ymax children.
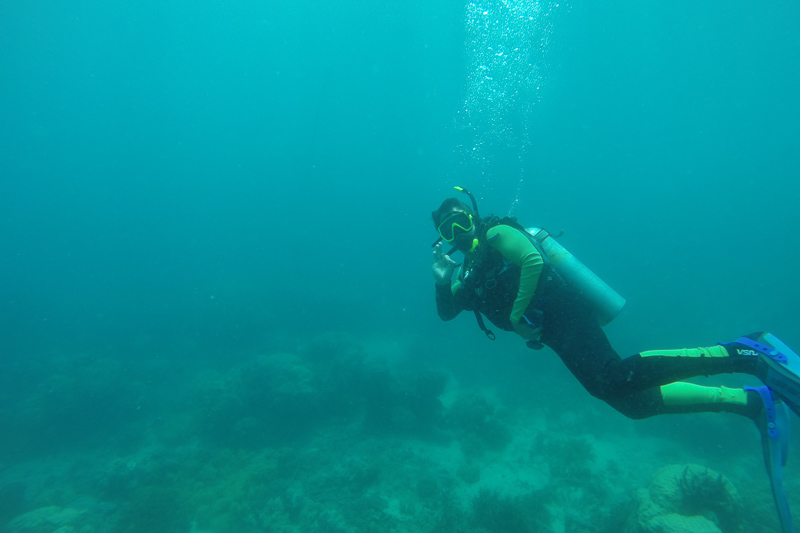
<box><xmin>536</xmin><ymin>283</ymin><xmax>757</xmax><ymax>418</ymax></box>
<box><xmin>435</xmin><ymin>222</ymin><xmax>760</xmax><ymax>419</ymax></box>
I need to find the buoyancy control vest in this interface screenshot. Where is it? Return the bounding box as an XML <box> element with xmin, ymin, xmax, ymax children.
<box><xmin>456</xmin><ymin>216</ymin><xmax>563</xmax><ymax>337</ymax></box>
<box><xmin>457</xmin><ymin>215</ymin><xmax>625</xmax><ymax>340</ymax></box>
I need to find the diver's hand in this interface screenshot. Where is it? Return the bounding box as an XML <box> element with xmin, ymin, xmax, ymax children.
<box><xmin>512</xmin><ymin>321</ymin><xmax>542</xmax><ymax>342</ymax></box>
<box><xmin>432</xmin><ymin>242</ymin><xmax>456</xmax><ymax>285</ymax></box>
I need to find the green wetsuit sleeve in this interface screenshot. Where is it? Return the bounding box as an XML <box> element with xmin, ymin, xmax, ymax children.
<box><xmin>486</xmin><ymin>225</ymin><xmax>544</xmax><ymax>324</ymax></box>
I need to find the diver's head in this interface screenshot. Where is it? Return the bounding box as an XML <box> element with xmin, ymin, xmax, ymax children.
<box><xmin>432</xmin><ymin>198</ymin><xmax>477</xmax><ymax>253</ymax></box>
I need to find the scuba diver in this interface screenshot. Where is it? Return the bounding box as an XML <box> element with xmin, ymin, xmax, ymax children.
<box><xmin>431</xmin><ymin>186</ymin><xmax>800</xmax><ymax>533</ymax></box>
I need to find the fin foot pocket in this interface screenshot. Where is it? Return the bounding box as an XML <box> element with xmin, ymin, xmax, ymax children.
<box><xmin>722</xmin><ymin>333</ymin><xmax>800</xmax><ymax>416</ymax></box>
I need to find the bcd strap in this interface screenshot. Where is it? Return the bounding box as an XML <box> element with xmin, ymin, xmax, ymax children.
<box><xmin>473</xmin><ymin>311</ymin><xmax>495</xmax><ymax>340</ymax></box>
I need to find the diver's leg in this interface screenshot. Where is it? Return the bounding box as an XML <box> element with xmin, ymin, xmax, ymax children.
<box><xmin>603</xmin><ymin>382</ymin><xmax>761</xmax><ymax>420</ymax></box>
<box><xmin>617</xmin><ymin>333</ymin><xmax>800</xmax><ymax>416</ymax></box>
<box><xmin>658</xmin><ymin>382</ymin><xmax>760</xmax><ymax>416</ymax></box>
<box><xmin>540</xmin><ymin>287</ymin><xmax>630</xmax><ymax>400</ymax></box>
<box><xmin>540</xmin><ymin>285</ymin><xmax>760</xmax><ymax>399</ymax></box>
<box><xmin>540</xmin><ymin>284</ymin><xmax>798</xmax><ymax>413</ymax></box>
<box><xmin>605</xmin><ymin>345</ymin><xmax>760</xmax><ymax>398</ymax></box>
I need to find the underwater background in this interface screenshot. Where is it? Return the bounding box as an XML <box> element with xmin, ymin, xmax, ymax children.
<box><xmin>1</xmin><ymin>0</ymin><xmax>799</xmax><ymax>532</ymax></box>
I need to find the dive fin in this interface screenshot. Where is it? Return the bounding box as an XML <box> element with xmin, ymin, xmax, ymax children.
<box><xmin>722</xmin><ymin>333</ymin><xmax>800</xmax><ymax>417</ymax></box>
<box><xmin>746</xmin><ymin>385</ymin><xmax>796</xmax><ymax>533</ymax></box>
<box><xmin>762</xmin><ymin>333</ymin><xmax>800</xmax><ymax>418</ymax></box>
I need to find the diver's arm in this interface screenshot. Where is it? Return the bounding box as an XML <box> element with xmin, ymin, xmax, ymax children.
<box><xmin>435</xmin><ymin>282</ymin><xmax>462</xmax><ymax>321</ymax></box>
<box><xmin>486</xmin><ymin>225</ymin><xmax>544</xmax><ymax>325</ymax></box>
<box><xmin>432</xmin><ymin>242</ymin><xmax>462</xmax><ymax>321</ymax></box>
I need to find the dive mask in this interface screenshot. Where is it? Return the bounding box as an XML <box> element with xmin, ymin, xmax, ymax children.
<box><xmin>436</xmin><ymin>212</ymin><xmax>473</xmax><ymax>242</ymax></box>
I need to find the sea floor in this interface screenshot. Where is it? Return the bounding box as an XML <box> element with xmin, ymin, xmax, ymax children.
<box><xmin>0</xmin><ymin>334</ymin><xmax>797</xmax><ymax>533</ymax></box>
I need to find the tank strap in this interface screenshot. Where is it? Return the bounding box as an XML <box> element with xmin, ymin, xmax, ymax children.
<box><xmin>497</xmin><ymin>217</ymin><xmax>560</xmax><ymax>276</ymax></box>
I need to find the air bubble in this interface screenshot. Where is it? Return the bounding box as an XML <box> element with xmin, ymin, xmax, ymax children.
<box><xmin>459</xmin><ymin>0</ymin><xmax>557</xmax><ymax>167</ymax></box>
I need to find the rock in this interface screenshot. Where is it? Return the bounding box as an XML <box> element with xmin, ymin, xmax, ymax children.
<box><xmin>646</xmin><ymin>513</ymin><xmax>722</xmax><ymax>533</ymax></box>
<box><xmin>6</xmin><ymin>506</ymin><xmax>86</xmax><ymax>533</ymax></box>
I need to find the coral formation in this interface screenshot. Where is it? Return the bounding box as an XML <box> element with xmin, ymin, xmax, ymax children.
<box><xmin>471</xmin><ymin>488</ymin><xmax>548</xmax><ymax>533</ymax></box>
<box><xmin>0</xmin><ymin>353</ymin><xmax>147</xmax><ymax>459</ymax></box>
<box><xmin>626</xmin><ymin>464</ymin><xmax>743</xmax><ymax>533</ymax></box>
<box><xmin>534</xmin><ymin>433</ymin><xmax>596</xmax><ymax>484</ymax></box>
<box><xmin>447</xmin><ymin>393</ymin><xmax>511</xmax><ymax>454</ymax></box>
<box><xmin>193</xmin><ymin>336</ymin><xmax>450</xmax><ymax>448</ymax></box>
<box><xmin>114</xmin><ymin>486</ymin><xmax>190</xmax><ymax>533</ymax></box>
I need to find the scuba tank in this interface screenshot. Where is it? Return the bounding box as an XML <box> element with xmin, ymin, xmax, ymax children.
<box><xmin>526</xmin><ymin>227</ymin><xmax>626</xmax><ymax>326</ymax></box>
